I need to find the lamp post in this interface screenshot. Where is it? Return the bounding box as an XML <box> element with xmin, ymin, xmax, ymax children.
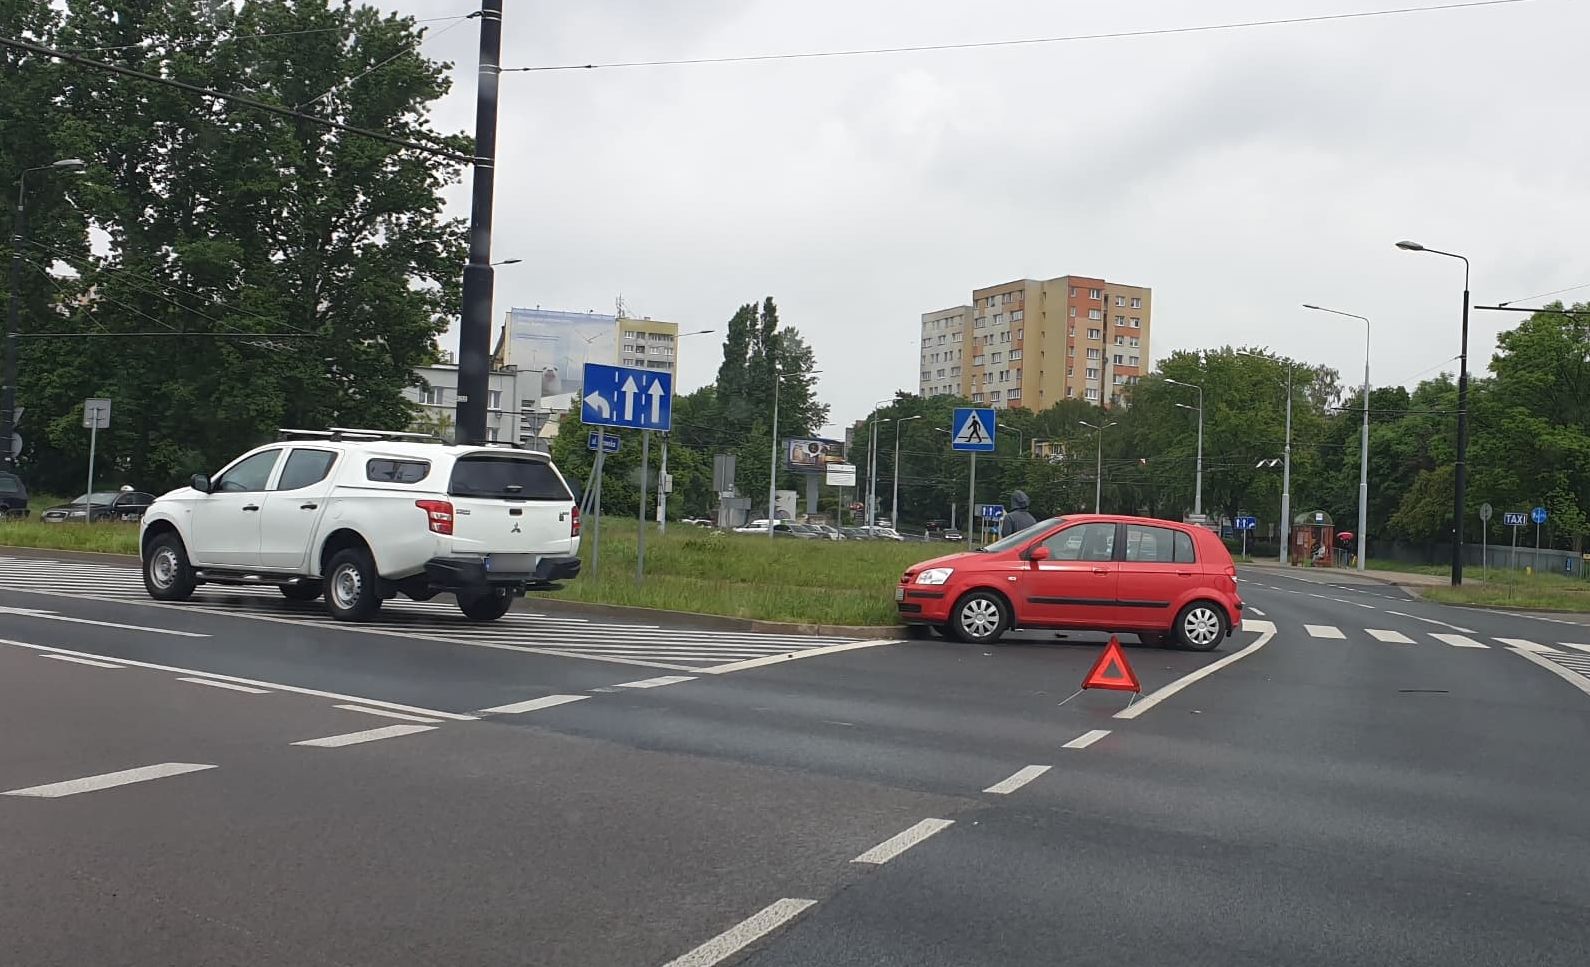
<box><xmin>865</xmin><ymin>397</ymin><xmax>892</xmax><ymax>530</ymax></box>
<box><xmin>1303</xmin><ymin>305</ymin><xmax>1371</xmax><ymax>572</ymax></box>
<box><xmin>1165</xmin><ymin>377</ymin><xmax>1204</xmax><ymax>516</ymax></box>
<box><xmin>4</xmin><ymin>158</ymin><xmax>85</xmax><ymax>470</ymax></box>
<box><xmin>891</xmin><ymin>414</ymin><xmax>922</xmax><ymax>531</ymax></box>
<box><xmin>768</xmin><ymin>366</ymin><xmax>824</xmax><ymax>536</ymax></box>
<box><xmin>657</xmin><ymin>328</ymin><xmax>715</xmax><ymax>534</ymax></box>
<box><xmin>1397</xmin><ymin>240</ymin><xmax>1471</xmax><ymax>586</ymax></box>
<box><xmin>1079</xmin><ymin>420</ymin><xmax>1116</xmax><ymax>513</ymax></box>
<box><xmin>1238</xmin><ymin>351</ymin><xmax>1297</xmax><ymax>565</ymax></box>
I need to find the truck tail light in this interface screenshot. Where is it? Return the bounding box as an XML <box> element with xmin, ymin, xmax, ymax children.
<box><xmin>415</xmin><ymin>499</ymin><xmax>454</xmax><ymax>535</ymax></box>
<box><xmin>570</xmin><ymin>504</ymin><xmax>581</xmax><ymax>537</ymax></box>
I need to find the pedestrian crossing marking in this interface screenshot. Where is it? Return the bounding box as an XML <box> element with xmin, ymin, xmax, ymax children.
<box><xmin>1559</xmin><ymin>643</ymin><xmax>1590</xmax><ymax>654</ymax></box>
<box><xmin>1366</xmin><ymin>629</ymin><xmax>1414</xmax><ymax>644</ymax></box>
<box><xmin>1495</xmin><ymin>638</ymin><xmax>1558</xmax><ymax>654</ymax></box>
<box><xmin>1430</xmin><ymin>633</ymin><xmax>1488</xmax><ymax>649</ymax></box>
<box><xmin>1305</xmin><ymin>624</ymin><xmax>1346</xmax><ymax>639</ymax></box>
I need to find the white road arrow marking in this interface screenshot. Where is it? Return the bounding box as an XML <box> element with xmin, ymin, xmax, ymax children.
<box><xmin>583</xmin><ymin>391</ymin><xmax>611</xmax><ymax>419</ymax></box>
<box><xmin>0</xmin><ymin>605</ymin><xmax>209</xmax><ymax>638</ymax></box>
<box><xmin>647</xmin><ymin>379</ymin><xmax>666</xmax><ymax>424</ymax></box>
<box><xmin>620</xmin><ymin>374</ymin><xmax>639</xmax><ymax>423</ymax></box>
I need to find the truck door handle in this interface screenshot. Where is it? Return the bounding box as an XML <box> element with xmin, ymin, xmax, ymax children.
<box><xmin>242</xmin><ymin>504</ymin><xmax>260</xmax><ymax>512</ymax></box>
<box><xmin>300</xmin><ymin>503</ymin><xmax>318</xmax><ymax>510</ymax></box>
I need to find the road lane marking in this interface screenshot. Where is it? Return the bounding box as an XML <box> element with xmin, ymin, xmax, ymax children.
<box><xmin>1508</xmin><ymin>647</ymin><xmax>1590</xmax><ymax>699</ymax></box>
<box><xmin>1305</xmin><ymin>624</ymin><xmax>1346</xmax><ymax>639</ymax></box>
<box><xmin>0</xmin><ymin>637</ymin><xmax>477</xmax><ymax>721</ymax></box>
<box><xmin>1248</xmin><ymin>607</ymin><xmax>1266</xmax><ymax>617</ymax></box>
<box><xmin>3</xmin><ymin>762</ymin><xmax>215</xmax><ymax>798</ymax></box>
<box><xmin>478</xmin><ymin>694</ymin><xmax>590</xmax><ymax>715</ymax></box>
<box><xmin>0</xmin><ymin>605</ymin><xmax>210</xmax><ymax>638</ymax></box>
<box><xmin>1063</xmin><ymin>729</ymin><xmax>1112</xmax><ymax>749</ymax></box>
<box><xmin>852</xmin><ymin>818</ymin><xmax>955</xmax><ymax>865</ymax></box>
<box><xmin>613</xmin><ymin>675</ymin><xmax>697</xmax><ymax>689</ymax></box>
<box><xmin>1431</xmin><ymin>633</ymin><xmax>1488</xmax><ymax>649</ymax></box>
<box><xmin>1386</xmin><ymin>610</ymin><xmax>1475</xmax><ymax>633</ymax></box>
<box><xmin>1366</xmin><ymin>629</ymin><xmax>1415</xmax><ymax>644</ymax></box>
<box><xmin>1354</xmin><ymin>603</ymin><xmax>1378</xmax><ymax>610</ymax></box>
<box><xmin>1561</xmin><ymin>643</ymin><xmax>1590</xmax><ymax>654</ymax></box>
<box><xmin>334</xmin><ymin>704</ymin><xmax>444</xmax><ymax>723</ymax></box>
<box><xmin>1117</xmin><ymin>619</ymin><xmax>1277</xmax><ymax>720</ymax></box>
<box><xmin>698</xmin><ymin>639</ymin><xmax>904</xmax><ymax>675</ymax></box>
<box><xmin>661</xmin><ymin>898</ymin><xmax>817</xmax><ymax>967</ymax></box>
<box><xmin>1495</xmin><ymin>638</ymin><xmax>1558</xmax><ymax>654</ymax></box>
<box><xmin>41</xmin><ymin>654</ymin><xmax>123</xmax><ymax>668</ymax></box>
<box><xmin>983</xmin><ymin>765</ymin><xmax>1052</xmax><ymax>795</ymax></box>
<box><xmin>291</xmin><ymin>724</ymin><xmax>436</xmax><ymax>747</ymax></box>
<box><xmin>177</xmin><ymin>676</ymin><xmax>270</xmax><ymax>694</ymax></box>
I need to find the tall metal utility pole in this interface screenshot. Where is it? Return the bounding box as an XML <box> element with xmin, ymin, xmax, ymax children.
<box><xmin>455</xmin><ymin>0</ymin><xmax>503</xmax><ymax>446</ymax></box>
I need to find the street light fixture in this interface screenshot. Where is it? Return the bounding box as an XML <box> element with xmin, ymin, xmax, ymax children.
<box><xmin>1164</xmin><ymin>378</ymin><xmax>1205</xmax><ymax>515</ymax></box>
<box><xmin>1396</xmin><ymin>239</ymin><xmax>1471</xmax><ymax>586</ymax></box>
<box><xmin>1078</xmin><ymin>420</ymin><xmax>1117</xmax><ymax>513</ymax></box>
<box><xmin>865</xmin><ymin>398</ymin><xmax>894</xmax><ymax>529</ymax></box>
<box><xmin>490</xmin><ymin>258</ymin><xmax>522</xmax><ymax>266</ymax></box>
<box><xmin>1303</xmin><ymin>304</ymin><xmax>1371</xmax><ymax>573</ymax></box>
<box><xmin>998</xmin><ymin>422</ymin><xmax>1025</xmax><ymax>458</ymax></box>
<box><xmin>1237</xmin><ymin>350</ymin><xmax>1298</xmax><ymax>564</ymax></box>
<box><xmin>767</xmin><ymin>367</ymin><xmax>824</xmax><ymax>536</ymax></box>
<box><xmin>656</xmin><ymin>328</ymin><xmax>716</xmax><ymax>534</ymax></box>
<box><xmin>891</xmin><ymin>414</ymin><xmax>923</xmax><ymax>530</ymax></box>
<box><xmin>4</xmin><ymin>158</ymin><xmax>87</xmax><ymax>469</ymax></box>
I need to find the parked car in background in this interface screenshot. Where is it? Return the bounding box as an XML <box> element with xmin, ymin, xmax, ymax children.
<box><xmin>41</xmin><ymin>488</ymin><xmax>156</xmax><ymax>523</ymax></box>
<box><xmin>941</xmin><ymin>529</ymin><xmax>963</xmax><ymax>542</ymax></box>
<box><xmin>733</xmin><ymin>519</ymin><xmax>809</xmax><ymax>538</ymax></box>
<box><xmin>0</xmin><ymin>471</ymin><xmax>28</xmax><ymax>519</ymax></box>
<box><xmin>896</xmin><ymin>514</ymin><xmax>1243</xmax><ymax>651</ymax></box>
<box><xmin>808</xmin><ymin>524</ymin><xmax>843</xmax><ymax>540</ymax></box>
<box><xmin>856</xmin><ymin>525</ymin><xmax>905</xmax><ymax>541</ymax></box>
<box><xmin>840</xmin><ymin>526</ymin><xmax>869</xmax><ymax>540</ymax></box>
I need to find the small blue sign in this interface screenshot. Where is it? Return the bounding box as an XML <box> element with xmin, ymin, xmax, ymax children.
<box><xmin>1235</xmin><ymin>515</ymin><xmax>1258</xmax><ymax>532</ymax></box>
<box><xmin>587</xmin><ymin>431</ymin><xmax>620</xmax><ymax>454</ymax></box>
<box><xmin>950</xmin><ymin>407</ymin><xmax>996</xmax><ymax>453</ymax></box>
<box><xmin>1503</xmin><ymin>511</ymin><xmax>1528</xmax><ymax>527</ymax></box>
<box><xmin>581</xmin><ymin>363</ymin><xmax>673</xmax><ymax>432</ymax></box>
<box><xmin>1532</xmin><ymin>506</ymin><xmax>1548</xmax><ymax>525</ymax></box>
<box><xmin>979</xmin><ymin>504</ymin><xmax>1005</xmax><ymax>520</ymax></box>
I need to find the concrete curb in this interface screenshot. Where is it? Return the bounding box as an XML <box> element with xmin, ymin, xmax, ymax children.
<box><xmin>0</xmin><ymin>543</ymin><xmax>902</xmax><ymax>638</ymax></box>
<box><xmin>1240</xmin><ymin>560</ymin><xmax>1445</xmax><ymax>589</ymax></box>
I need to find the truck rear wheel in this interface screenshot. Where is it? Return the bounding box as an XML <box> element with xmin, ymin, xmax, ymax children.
<box><xmin>458</xmin><ymin>589</ymin><xmax>515</xmax><ymax>622</ymax></box>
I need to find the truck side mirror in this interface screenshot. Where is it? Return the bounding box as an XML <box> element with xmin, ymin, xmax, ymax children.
<box><xmin>190</xmin><ymin>473</ymin><xmax>213</xmax><ymax>494</ymax></box>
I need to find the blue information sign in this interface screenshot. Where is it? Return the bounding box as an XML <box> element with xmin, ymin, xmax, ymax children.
<box><xmin>587</xmin><ymin>431</ymin><xmax>620</xmax><ymax>454</ymax></box>
<box><xmin>979</xmin><ymin>504</ymin><xmax>1005</xmax><ymax>520</ymax></box>
<box><xmin>581</xmin><ymin>363</ymin><xmax>673</xmax><ymax>432</ymax></box>
<box><xmin>1532</xmin><ymin>506</ymin><xmax>1548</xmax><ymax>525</ymax></box>
<box><xmin>950</xmin><ymin>408</ymin><xmax>997</xmax><ymax>453</ymax></box>
<box><xmin>1235</xmin><ymin>515</ymin><xmax>1258</xmax><ymax>532</ymax></box>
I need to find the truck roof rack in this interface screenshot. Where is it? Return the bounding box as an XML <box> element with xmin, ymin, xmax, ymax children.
<box><xmin>277</xmin><ymin>427</ymin><xmax>440</xmax><ymax>443</ymax></box>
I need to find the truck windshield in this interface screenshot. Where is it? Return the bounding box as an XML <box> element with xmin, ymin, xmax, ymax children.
<box><xmin>448</xmin><ymin>455</ymin><xmax>571</xmax><ymax>501</ymax></box>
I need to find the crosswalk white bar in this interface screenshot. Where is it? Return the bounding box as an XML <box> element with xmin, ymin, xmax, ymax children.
<box><xmin>1305</xmin><ymin>625</ymin><xmax>1346</xmax><ymax>639</ymax></box>
<box><xmin>1495</xmin><ymin>638</ymin><xmax>1558</xmax><ymax>653</ymax></box>
<box><xmin>1431</xmin><ymin>633</ymin><xmax>1488</xmax><ymax>649</ymax></box>
<box><xmin>1365</xmin><ymin>629</ymin><xmax>1415</xmax><ymax>644</ymax></box>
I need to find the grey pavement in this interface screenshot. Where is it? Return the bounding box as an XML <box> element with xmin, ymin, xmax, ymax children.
<box><xmin>1</xmin><ymin>553</ymin><xmax>1588</xmax><ymax>965</ymax></box>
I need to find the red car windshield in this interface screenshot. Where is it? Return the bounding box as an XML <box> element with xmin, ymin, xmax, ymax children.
<box><xmin>977</xmin><ymin>516</ymin><xmax>1064</xmax><ymax>552</ymax></box>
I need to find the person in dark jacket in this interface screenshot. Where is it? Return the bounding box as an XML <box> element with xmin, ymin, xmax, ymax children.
<box><xmin>999</xmin><ymin>489</ymin><xmax>1038</xmax><ymax>537</ymax></box>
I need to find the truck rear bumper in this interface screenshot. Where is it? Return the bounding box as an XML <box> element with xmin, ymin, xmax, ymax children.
<box><xmin>423</xmin><ymin>554</ymin><xmax>581</xmax><ymax>592</ymax></box>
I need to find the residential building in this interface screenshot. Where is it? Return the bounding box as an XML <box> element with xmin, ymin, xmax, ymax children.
<box><xmin>918</xmin><ymin>306</ymin><xmax>972</xmax><ymax>398</ymax></box>
<box><xmin>407</xmin><ymin>362</ymin><xmax>540</xmax><ymax>445</ymax></box>
<box><xmin>919</xmin><ymin>275</ymin><xmax>1152</xmax><ymax>410</ymax></box>
<box><xmin>617</xmin><ymin>317</ymin><xmax>680</xmax><ymax>373</ymax></box>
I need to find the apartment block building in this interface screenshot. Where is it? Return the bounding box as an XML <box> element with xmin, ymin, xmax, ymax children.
<box><xmin>617</xmin><ymin>318</ymin><xmax>680</xmax><ymax>373</ymax></box>
<box><xmin>919</xmin><ymin>275</ymin><xmax>1152</xmax><ymax>410</ymax></box>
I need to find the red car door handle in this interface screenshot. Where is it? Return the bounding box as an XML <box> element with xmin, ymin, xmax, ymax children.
<box><xmin>1092</xmin><ymin>567</ymin><xmax>1110</xmax><ymax>574</ymax></box>
<box><xmin>1177</xmin><ymin>570</ymin><xmax>1193</xmax><ymax>577</ymax></box>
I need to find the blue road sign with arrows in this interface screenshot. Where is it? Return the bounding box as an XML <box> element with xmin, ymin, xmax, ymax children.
<box><xmin>1235</xmin><ymin>515</ymin><xmax>1257</xmax><ymax>531</ymax></box>
<box><xmin>979</xmin><ymin>504</ymin><xmax>1005</xmax><ymax>520</ymax></box>
<box><xmin>581</xmin><ymin>363</ymin><xmax>672</xmax><ymax>432</ymax></box>
<box><xmin>950</xmin><ymin>407</ymin><xmax>996</xmax><ymax>452</ymax></box>
<box><xmin>587</xmin><ymin>431</ymin><xmax>620</xmax><ymax>454</ymax></box>
<box><xmin>1503</xmin><ymin>511</ymin><xmax>1528</xmax><ymax>527</ymax></box>
<box><xmin>1532</xmin><ymin>506</ymin><xmax>1548</xmax><ymax>525</ymax></box>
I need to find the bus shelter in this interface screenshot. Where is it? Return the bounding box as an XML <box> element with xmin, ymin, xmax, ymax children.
<box><xmin>1291</xmin><ymin>510</ymin><xmax>1335</xmax><ymax>566</ymax></box>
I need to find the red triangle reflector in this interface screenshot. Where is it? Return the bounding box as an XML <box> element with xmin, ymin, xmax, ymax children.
<box><xmin>1082</xmin><ymin>635</ymin><xmax>1141</xmax><ymax>693</ymax></box>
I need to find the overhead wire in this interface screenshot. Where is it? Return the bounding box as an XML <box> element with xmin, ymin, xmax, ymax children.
<box><xmin>296</xmin><ymin>12</ymin><xmax>479</xmax><ymax>110</ymax></box>
<box><xmin>58</xmin><ymin>14</ymin><xmax>473</xmax><ymax>55</ymax></box>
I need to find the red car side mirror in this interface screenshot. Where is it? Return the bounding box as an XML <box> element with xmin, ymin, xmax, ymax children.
<box><xmin>1028</xmin><ymin>545</ymin><xmax>1051</xmax><ymax>564</ymax></box>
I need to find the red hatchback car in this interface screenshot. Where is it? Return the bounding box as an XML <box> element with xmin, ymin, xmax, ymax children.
<box><xmin>896</xmin><ymin>514</ymin><xmax>1243</xmax><ymax>650</ymax></box>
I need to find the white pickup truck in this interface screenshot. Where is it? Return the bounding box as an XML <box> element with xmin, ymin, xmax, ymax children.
<box><xmin>138</xmin><ymin>429</ymin><xmax>581</xmax><ymax>622</ymax></box>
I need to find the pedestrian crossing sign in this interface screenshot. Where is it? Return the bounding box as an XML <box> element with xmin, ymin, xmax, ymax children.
<box><xmin>951</xmin><ymin>407</ymin><xmax>997</xmax><ymax>453</ymax></box>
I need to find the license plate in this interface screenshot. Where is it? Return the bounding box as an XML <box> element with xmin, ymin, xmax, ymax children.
<box><xmin>894</xmin><ymin>586</ymin><xmax>905</xmax><ymax>602</ymax></box>
<box><xmin>485</xmin><ymin>553</ymin><xmax>535</xmax><ymax>573</ymax></box>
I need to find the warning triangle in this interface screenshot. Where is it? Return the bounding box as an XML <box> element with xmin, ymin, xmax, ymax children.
<box><xmin>954</xmin><ymin>411</ymin><xmax>991</xmax><ymax>446</ymax></box>
<box><xmin>1081</xmin><ymin>636</ymin><xmax>1141</xmax><ymax>692</ymax></box>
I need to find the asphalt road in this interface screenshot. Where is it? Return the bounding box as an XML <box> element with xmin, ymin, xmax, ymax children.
<box><xmin>2</xmin><ymin>554</ymin><xmax>1589</xmax><ymax>965</ymax></box>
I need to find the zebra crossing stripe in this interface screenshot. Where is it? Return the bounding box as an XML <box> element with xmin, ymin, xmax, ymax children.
<box><xmin>1494</xmin><ymin>638</ymin><xmax>1558</xmax><ymax>654</ymax></box>
<box><xmin>1304</xmin><ymin>624</ymin><xmax>1346</xmax><ymax>639</ymax></box>
<box><xmin>1430</xmin><ymin>633</ymin><xmax>1488</xmax><ymax>649</ymax></box>
<box><xmin>1365</xmin><ymin>629</ymin><xmax>1414</xmax><ymax>644</ymax></box>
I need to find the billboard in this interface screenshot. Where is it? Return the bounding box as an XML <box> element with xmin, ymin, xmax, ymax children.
<box><xmin>825</xmin><ymin>463</ymin><xmax>857</xmax><ymax>487</ymax></box>
<box><xmin>786</xmin><ymin>437</ymin><xmax>845</xmax><ymax>473</ymax></box>
<box><xmin>503</xmin><ymin>307</ymin><xmax>617</xmax><ymax>398</ymax></box>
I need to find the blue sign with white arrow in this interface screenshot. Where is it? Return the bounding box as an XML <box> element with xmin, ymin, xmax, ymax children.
<box><xmin>581</xmin><ymin>362</ymin><xmax>672</xmax><ymax>432</ymax></box>
<box><xmin>1235</xmin><ymin>515</ymin><xmax>1258</xmax><ymax>532</ymax></box>
<box><xmin>979</xmin><ymin>504</ymin><xmax>1005</xmax><ymax>520</ymax></box>
<box><xmin>587</xmin><ymin>431</ymin><xmax>621</xmax><ymax>454</ymax></box>
<box><xmin>1532</xmin><ymin>506</ymin><xmax>1548</xmax><ymax>525</ymax></box>
<box><xmin>950</xmin><ymin>407</ymin><xmax>997</xmax><ymax>453</ymax></box>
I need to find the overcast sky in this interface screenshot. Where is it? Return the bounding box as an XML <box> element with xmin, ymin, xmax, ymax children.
<box><xmin>404</xmin><ymin>0</ymin><xmax>1586</xmax><ymax>433</ymax></box>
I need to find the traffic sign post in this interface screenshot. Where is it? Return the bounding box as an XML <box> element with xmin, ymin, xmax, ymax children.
<box><xmin>1532</xmin><ymin>506</ymin><xmax>1548</xmax><ymax>574</ymax></box>
<box><xmin>82</xmin><ymin>398</ymin><xmax>110</xmax><ymax>525</ymax></box>
<box><xmin>581</xmin><ymin>363</ymin><xmax>672</xmax><ymax>432</ymax></box>
<box><xmin>1479</xmin><ymin>502</ymin><xmax>1493</xmax><ymax>582</ymax></box>
<box><xmin>1234</xmin><ymin>515</ymin><xmax>1257</xmax><ymax>561</ymax></box>
<box><xmin>951</xmin><ymin>408</ymin><xmax>996</xmax><ymax>549</ymax></box>
<box><xmin>1502</xmin><ymin>510</ymin><xmax>1529</xmax><ymax>596</ymax></box>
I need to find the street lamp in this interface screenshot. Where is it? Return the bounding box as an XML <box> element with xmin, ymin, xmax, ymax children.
<box><xmin>1237</xmin><ymin>350</ymin><xmax>1297</xmax><ymax>565</ymax></box>
<box><xmin>4</xmin><ymin>158</ymin><xmax>86</xmax><ymax>469</ymax></box>
<box><xmin>656</xmin><ymin>328</ymin><xmax>716</xmax><ymax>534</ymax></box>
<box><xmin>865</xmin><ymin>398</ymin><xmax>893</xmax><ymax>529</ymax></box>
<box><xmin>490</xmin><ymin>258</ymin><xmax>522</xmax><ymax>266</ymax></box>
<box><xmin>768</xmin><ymin>366</ymin><xmax>824</xmax><ymax>536</ymax></box>
<box><xmin>1397</xmin><ymin>239</ymin><xmax>1471</xmax><ymax>585</ymax></box>
<box><xmin>1079</xmin><ymin>420</ymin><xmax>1117</xmax><ymax>513</ymax></box>
<box><xmin>1164</xmin><ymin>377</ymin><xmax>1205</xmax><ymax>516</ymax></box>
<box><xmin>891</xmin><ymin>414</ymin><xmax>923</xmax><ymax>530</ymax></box>
<box><xmin>1304</xmin><ymin>304</ymin><xmax>1371</xmax><ymax>572</ymax></box>
<box><xmin>998</xmin><ymin>422</ymin><xmax>1025</xmax><ymax>458</ymax></box>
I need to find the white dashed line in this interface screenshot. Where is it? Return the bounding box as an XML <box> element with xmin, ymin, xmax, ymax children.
<box><xmin>291</xmin><ymin>724</ymin><xmax>436</xmax><ymax>747</ymax></box>
<box><xmin>1430</xmin><ymin>633</ymin><xmax>1488</xmax><ymax>649</ymax></box>
<box><xmin>333</xmin><ymin>704</ymin><xmax>444</xmax><ymax>723</ymax></box>
<box><xmin>1385</xmin><ymin>611</ymin><xmax>1475</xmax><ymax>633</ymax></box>
<box><xmin>1494</xmin><ymin>638</ymin><xmax>1558</xmax><ymax>654</ymax></box>
<box><xmin>662</xmin><ymin>898</ymin><xmax>818</xmax><ymax>967</ymax></box>
<box><xmin>983</xmin><ymin>765</ymin><xmax>1052</xmax><ymax>795</ymax></box>
<box><xmin>1366</xmin><ymin>629</ymin><xmax>1415</xmax><ymax>644</ymax></box>
<box><xmin>1063</xmin><ymin>729</ymin><xmax>1112</xmax><ymax>749</ymax></box>
<box><xmin>1248</xmin><ymin>607</ymin><xmax>1266</xmax><ymax>617</ymax></box>
<box><xmin>1561</xmin><ymin>643</ymin><xmax>1590</xmax><ymax>654</ymax></box>
<box><xmin>852</xmin><ymin>818</ymin><xmax>955</xmax><ymax>865</ymax></box>
<box><xmin>613</xmin><ymin>675</ymin><xmax>697</xmax><ymax>689</ymax></box>
<box><xmin>40</xmin><ymin>654</ymin><xmax>123</xmax><ymax>668</ymax></box>
<box><xmin>477</xmin><ymin>694</ymin><xmax>590</xmax><ymax>715</ymax></box>
<box><xmin>3</xmin><ymin>762</ymin><xmax>215</xmax><ymax>798</ymax></box>
<box><xmin>177</xmin><ymin>676</ymin><xmax>269</xmax><ymax>694</ymax></box>
<box><xmin>1305</xmin><ymin>625</ymin><xmax>1346</xmax><ymax>639</ymax></box>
